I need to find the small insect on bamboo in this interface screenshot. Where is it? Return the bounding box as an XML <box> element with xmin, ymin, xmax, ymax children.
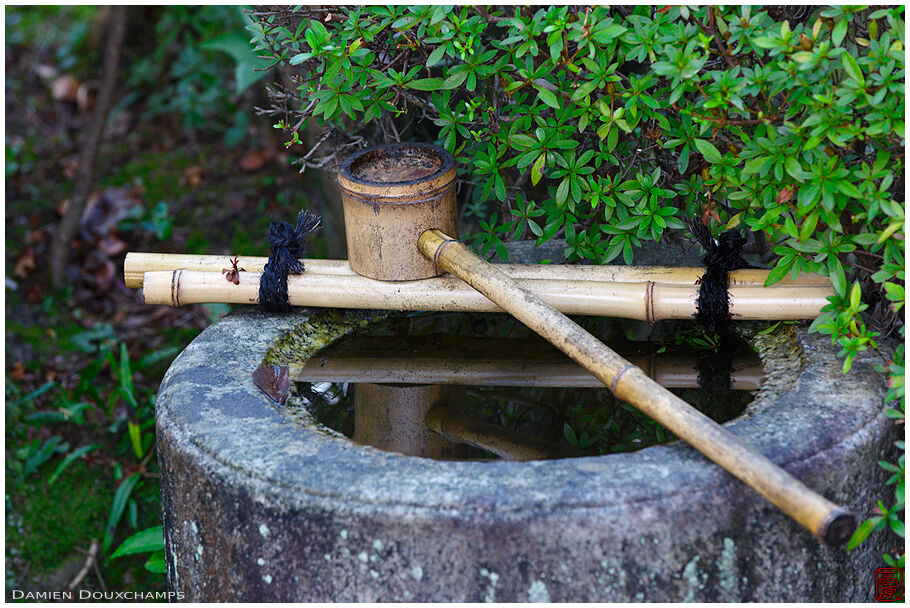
<box><xmin>222</xmin><ymin>255</ymin><xmax>245</xmax><ymax>285</ymax></box>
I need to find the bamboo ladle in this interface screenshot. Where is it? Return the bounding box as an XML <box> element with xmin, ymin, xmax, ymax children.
<box><xmin>335</xmin><ymin>142</ymin><xmax>855</xmax><ymax>544</ymax></box>
<box><xmin>416</xmin><ymin>229</ymin><xmax>854</xmax><ymax>545</ymax></box>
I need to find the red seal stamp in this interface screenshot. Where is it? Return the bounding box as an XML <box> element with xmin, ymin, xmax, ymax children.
<box><xmin>875</xmin><ymin>567</ymin><xmax>904</xmax><ymax>602</ymax></box>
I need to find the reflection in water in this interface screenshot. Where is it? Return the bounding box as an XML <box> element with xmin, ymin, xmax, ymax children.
<box><xmin>290</xmin><ymin>313</ymin><xmax>763</xmax><ymax>461</ymax></box>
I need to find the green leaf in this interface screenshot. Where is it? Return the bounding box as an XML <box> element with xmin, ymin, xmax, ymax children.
<box><xmin>828</xmin><ymin>258</ymin><xmax>847</xmax><ymax>295</ymax></box>
<box><xmin>785</xmin><ymin>157</ymin><xmax>808</xmax><ymax>181</ymax></box>
<box><xmin>510</xmin><ymin>134</ymin><xmax>536</xmax><ymax>150</ymax></box>
<box><xmin>531</xmin><ymin>153</ymin><xmax>546</xmax><ymax>186</ymax></box>
<box><xmin>752</xmin><ymin>36</ymin><xmax>778</xmax><ymax>49</ymax></box>
<box><xmin>305</xmin><ymin>19</ymin><xmax>329</xmax><ymax>48</ymax></box>
<box><xmin>10</xmin><ymin>381</ymin><xmax>57</xmax><ymax>408</ymax></box>
<box><xmin>883</xmin><ymin>282</ymin><xmax>905</xmax><ymax>304</ymax></box>
<box><xmin>563</xmin><ymin>423</ymin><xmax>578</xmax><ymax>445</ymax></box>
<box><xmin>535</xmin><ymin>86</ymin><xmax>560</xmax><ymax>110</ymax></box>
<box><xmin>849</xmin><ymin>281</ymin><xmax>862</xmax><ymax>310</ymax></box>
<box><xmin>832</xmin><ymin>19</ymin><xmax>848</xmax><ymax>47</ymax></box>
<box><xmin>555</xmin><ymin>178</ymin><xmax>570</xmax><ymax>206</ymax></box>
<box><xmin>200</xmin><ymin>33</ymin><xmax>272</xmax><ymax>94</ymax></box>
<box><xmin>799</xmin><ymin>211</ymin><xmax>819</xmax><ymax>242</ymax></box>
<box><xmin>606</xmin><ymin>124</ymin><xmax>619</xmax><ymax>152</ymax></box>
<box><xmin>743</xmin><ymin>156</ymin><xmax>769</xmax><ymax>174</ymax></box>
<box><xmin>103</xmin><ymin>474</ymin><xmax>141</xmax><ymax>555</ymax></box>
<box><xmin>119</xmin><ymin>343</ymin><xmax>134</xmax><ymax>396</ymax></box>
<box><xmin>677</xmin><ymin>144</ymin><xmax>690</xmax><ymax>174</ymax></box>
<box><xmin>841</xmin><ymin>52</ymin><xmax>865</xmax><ymax>87</ymax></box>
<box><xmin>842</xmin><ymin>352</ymin><xmax>856</xmax><ymax>375</ymax></box>
<box><xmin>111</xmin><ymin>526</ymin><xmax>164</xmax><ymax>559</ymax></box>
<box><xmin>288</xmin><ymin>52</ymin><xmax>313</xmax><ymax>65</ymax></box>
<box><xmin>145</xmin><ymin>552</ymin><xmax>167</xmax><ymax>574</ymax></box>
<box><xmin>493</xmin><ymin>237</ymin><xmax>509</xmax><ymax>262</ymax></box>
<box><xmin>407</xmin><ymin>78</ymin><xmax>444</xmax><ymax>91</ymax></box>
<box><xmin>846</xmin><ymin>517</ymin><xmax>881</xmax><ymax>550</ymax></box>
<box><xmin>835</xmin><ymin>180</ymin><xmax>861</xmax><ymax>198</ymax></box>
<box><xmin>427</xmin><ymin>44</ymin><xmax>446</xmax><ymax>67</ymax></box>
<box><xmin>48</xmin><ymin>444</ymin><xmax>98</xmax><ymax>485</ymax></box>
<box><xmin>765</xmin><ymin>254</ymin><xmax>797</xmax><ymax>286</ymax></box>
<box><xmin>128</xmin><ymin>421</ymin><xmax>144</xmax><ymax>460</ymax></box>
<box><xmin>591</xmin><ymin>23</ymin><xmax>627</xmax><ymax>45</ymax></box>
<box><xmin>693</xmin><ymin>139</ymin><xmax>723</xmax><ymax>164</ymax></box>
<box><xmin>22</xmin><ymin>436</ymin><xmax>67</xmax><ymax>477</ymax></box>
<box><xmin>440</xmin><ymin>69</ymin><xmax>468</xmax><ymax>90</ymax></box>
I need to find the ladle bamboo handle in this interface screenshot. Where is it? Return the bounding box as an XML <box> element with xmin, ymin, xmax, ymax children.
<box><xmin>417</xmin><ymin>229</ymin><xmax>855</xmax><ymax>545</ymax></box>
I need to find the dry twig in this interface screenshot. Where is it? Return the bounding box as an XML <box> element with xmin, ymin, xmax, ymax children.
<box><xmin>67</xmin><ymin>538</ymin><xmax>99</xmax><ymax>591</ymax></box>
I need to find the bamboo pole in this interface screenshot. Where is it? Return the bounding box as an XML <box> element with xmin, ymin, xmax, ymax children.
<box><xmin>417</xmin><ymin>229</ymin><xmax>855</xmax><ymax>545</ymax></box>
<box><xmin>141</xmin><ymin>269</ymin><xmax>832</xmax><ymax>321</ymax></box>
<box><xmin>124</xmin><ymin>251</ymin><xmax>831</xmax><ymax>289</ymax></box>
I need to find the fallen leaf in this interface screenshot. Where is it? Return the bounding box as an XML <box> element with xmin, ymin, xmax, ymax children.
<box><xmin>92</xmin><ymin>260</ymin><xmax>116</xmax><ymax>290</ymax></box>
<box><xmin>26</xmin><ymin>283</ymin><xmax>42</xmax><ymax>304</ymax></box>
<box><xmin>14</xmin><ymin>248</ymin><xmax>36</xmax><ymax>277</ymax></box>
<box><xmin>777</xmin><ymin>186</ymin><xmax>795</xmax><ymax>204</ymax></box>
<box><xmin>10</xmin><ymin>362</ymin><xmax>25</xmax><ymax>381</ymax></box>
<box><xmin>183</xmin><ymin>166</ymin><xmax>204</xmax><ymax>188</ymax></box>
<box><xmin>50</xmin><ymin>74</ymin><xmax>81</xmax><ymax>103</ymax></box>
<box><xmin>76</xmin><ymin>82</ymin><xmax>93</xmax><ymax>113</ymax></box>
<box><xmin>239</xmin><ymin>149</ymin><xmax>269</xmax><ymax>172</ymax></box>
<box><xmin>82</xmin><ymin>249</ymin><xmax>111</xmax><ymax>272</ymax></box>
<box><xmin>80</xmin><ymin>188</ymin><xmax>140</xmax><ymax>237</ymax></box>
<box><xmin>253</xmin><ymin>365</ymin><xmax>290</xmax><ymax>404</ymax></box>
<box><xmin>97</xmin><ymin>235</ymin><xmax>127</xmax><ymax>257</ymax></box>
<box><xmin>26</xmin><ymin>228</ymin><xmax>48</xmax><ymax>245</ymax></box>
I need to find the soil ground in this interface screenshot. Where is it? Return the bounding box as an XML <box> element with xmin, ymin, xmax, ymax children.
<box><xmin>5</xmin><ymin>6</ymin><xmax>327</xmax><ymax>595</ymax></box>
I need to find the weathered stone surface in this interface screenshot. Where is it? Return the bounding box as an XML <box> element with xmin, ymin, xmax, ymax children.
<box><xmin>157</xmin><ymin>302</ymin><xmax>896</xmax><ymax>602</ymax></box>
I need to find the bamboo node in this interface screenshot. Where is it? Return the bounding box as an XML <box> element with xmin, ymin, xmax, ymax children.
<box><xmin>431</xmin><ymin>235</ymin><xmax>459</xmax><ymax>275</ymax></box>
<box><xmin>171</xmin><ymin>269</ymin><xmax>182</xmax><ymax>307</ymax></box>
<box><xmin>610</xmin><ymin>363</ymin><xmax>638</xmax><ymax>394</ymax></box>
<box><xmin>645</xmin><ymin>280</ymin><xmax>655</xmax><ymax>324</ymax></box>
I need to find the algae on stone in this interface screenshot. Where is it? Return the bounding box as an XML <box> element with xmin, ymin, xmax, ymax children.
<box><xmin>261</xmin><ymin>308</ymin><xmax>388</xmax><ymax>368</ymax></box>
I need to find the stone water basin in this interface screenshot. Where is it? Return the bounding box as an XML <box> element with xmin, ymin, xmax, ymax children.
<box><xmin>156</xmin><ymin>305</ymin><xmax>895</xmax><ymax>601</ymax></box>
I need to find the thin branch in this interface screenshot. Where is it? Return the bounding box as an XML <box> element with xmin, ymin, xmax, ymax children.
<box><xmin>92</xmin><ymin>549</ymin><xmax>108</xmax><ymax>593</ymax></box>
<box><xmin>702</xmin><ymin>7</ymin><xmax>738</xmax><ymax>69</ymax></box>
<box><xmin>67</xmin><ymin>539</ymin><xmax>99</xmax><ymax>590</ymax></box>
<box><xmin>49</xmin><ymin>6</ymin><xmax>127</xmax><ymax>286</ymax></box>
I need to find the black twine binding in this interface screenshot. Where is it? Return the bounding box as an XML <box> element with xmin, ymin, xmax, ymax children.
<box><xmin>259</xmin><ymin>209</ymin><xmax>322</xmax><ymax>313</ymax></box>
<box><xmin>687</xmin><ymin>218</ymin><xmax>751</xmax><ymax>334</ymax></box>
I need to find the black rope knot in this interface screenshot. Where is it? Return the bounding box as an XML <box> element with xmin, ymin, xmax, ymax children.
<box><xmin>688</xmin><ymin>218</ymin><xmax>751</xmax><ymax>334</ymax></box>
<box><xmin>259</xmin><ymin>209</ymin><xmax>322</xmax><ymax>313</ymax></box>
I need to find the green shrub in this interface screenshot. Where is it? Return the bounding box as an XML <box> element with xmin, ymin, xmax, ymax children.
<box><xmin>251</xmin><ymin>5</ymin><xmax>904</xmax><ymax>561</ymax></box>
<box><xmin>125</xmin><ymin>6</ymin><xmax>265</xmax><ymax>140</ymax></box>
